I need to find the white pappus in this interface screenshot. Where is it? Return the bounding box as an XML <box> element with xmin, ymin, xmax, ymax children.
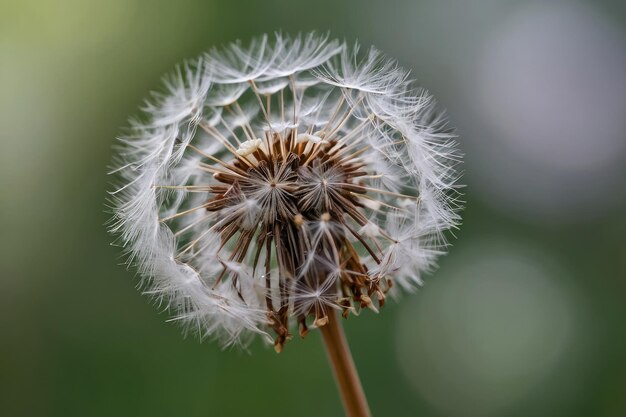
<box><xmin>108</xmin><ymin>32</ymin><xmax>462</xmax><ymax>350</ymax></box>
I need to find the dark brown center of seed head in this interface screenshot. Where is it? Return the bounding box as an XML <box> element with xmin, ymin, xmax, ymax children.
<box><xmin>204</xmin><ymin>133</ymin><xmax>390</xmax><ymax>351</ymax></box>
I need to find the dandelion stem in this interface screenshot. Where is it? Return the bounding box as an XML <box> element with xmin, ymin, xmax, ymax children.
<box><xmin>320</xmin><ymin>309</ymin><xmax>372</xmax><ymax>417</ymax></box>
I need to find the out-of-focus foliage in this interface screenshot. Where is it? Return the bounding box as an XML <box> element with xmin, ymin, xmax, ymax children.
<box><xmin>1</xmin><ymin>1</ymin><xmax>624</xmax><ymax>416</ymax></box>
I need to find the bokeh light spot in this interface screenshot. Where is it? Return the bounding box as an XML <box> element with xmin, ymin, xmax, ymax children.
<box><xmin>395</xmin><ymin>239</ymin><xmax>581</xmax><ymax>416</ymax></box>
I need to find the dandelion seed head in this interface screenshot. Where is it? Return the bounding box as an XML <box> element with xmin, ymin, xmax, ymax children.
<box><xmin>109</xmin><ymin>33</ymin><xmax>462</xmax><ymax>350</ymax></box>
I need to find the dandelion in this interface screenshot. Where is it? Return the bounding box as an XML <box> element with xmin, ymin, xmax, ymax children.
<box><xmin>109</xmin><ymin>33</ymin><xmax>461</xmax><ymax>417</ymax></box>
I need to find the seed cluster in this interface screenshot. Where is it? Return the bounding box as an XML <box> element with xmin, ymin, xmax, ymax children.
<box><xmin>200</xmin><ymin>131</ymin><xmax>392</xmax><ymax>351</ymax></box>
<box><xmin>111</xmin><ymin>35</ymin><xmax>460</xmax><ymax>348</ymax></box>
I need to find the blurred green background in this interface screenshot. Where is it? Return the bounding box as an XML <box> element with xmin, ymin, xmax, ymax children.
<box><xmin>2</xmin><ymin>0</ymin><xmax>626</xmax><ymax>416</ymax></box>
